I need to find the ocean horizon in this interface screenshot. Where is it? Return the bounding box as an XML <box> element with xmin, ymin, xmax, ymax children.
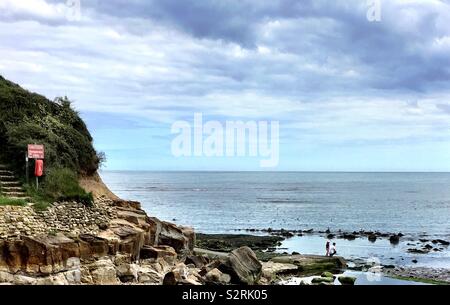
<box><xmin>100</xmin><ymin>170</ymin><xmax>450</xmax><ymax>237</ymax></box>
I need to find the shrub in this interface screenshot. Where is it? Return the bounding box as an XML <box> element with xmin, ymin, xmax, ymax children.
<box><xmin>41</xmin><ymin>167</ymin><xmax>94</xmax><ymax>206</ymax></box>
<box><xmin>0</xmin><ymin>76</ymin><xmax>101</xmax><ymax>176</ymax></box>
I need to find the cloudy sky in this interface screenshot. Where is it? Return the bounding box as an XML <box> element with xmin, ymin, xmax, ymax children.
<box><xmin>1</xmin><ymin>0</ymin><xmax>450</xmax><ymax>171</ymax></box>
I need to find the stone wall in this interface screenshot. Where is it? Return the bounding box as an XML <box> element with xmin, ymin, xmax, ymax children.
<box><xmin>0</xmin><ymin>206</ymin><xmax>47</xmax><ymax>239</ymax></box>
<box><xmin>0</xmin><ymin>198</ymin><xmax>117</xmax><ymax>239</ymax></box>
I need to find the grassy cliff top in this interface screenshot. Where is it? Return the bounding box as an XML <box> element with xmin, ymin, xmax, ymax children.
<box><xmin>0</xmin><ymin>75</ymin><xmax>101</xmax><ymax>176</ymax></box>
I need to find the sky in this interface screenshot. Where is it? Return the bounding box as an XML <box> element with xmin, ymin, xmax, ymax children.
<box><xmin>1</xmin><ymin>0</ymin><xmax>450</xmax><ymax>171</ymax></box>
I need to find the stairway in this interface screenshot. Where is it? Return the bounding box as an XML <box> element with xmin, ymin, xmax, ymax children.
<box><xmin>0</xmin><ymin>164</ymin><xmax>32</xmax><ymax>203</ymax></box>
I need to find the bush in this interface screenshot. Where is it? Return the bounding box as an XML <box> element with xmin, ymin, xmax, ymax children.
<box><xmin>41</xmin><ymin>167</ymin><xmax>93</xmax><ymax>206</ymax></box>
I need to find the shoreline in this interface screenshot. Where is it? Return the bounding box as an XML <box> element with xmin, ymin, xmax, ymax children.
<box><xmin>196</xmin><ymin>231</ymin><xmax>450</xmax><ymax>284</ymax></box>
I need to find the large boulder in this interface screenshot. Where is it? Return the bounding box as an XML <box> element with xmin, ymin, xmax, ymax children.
<box><xmin>338</xmin><ymin>276</ymin><xmax>356</xmax><ymax>285</ymax></box>
<box><xmin>219</xmin><ymin>247</ymin><xmax>262</xmax><ymax>285</ymax></box>
<box><xmin>149</xmin><ymin>218</ymin><xmax>194</xmax><ymax>254</ymax></box>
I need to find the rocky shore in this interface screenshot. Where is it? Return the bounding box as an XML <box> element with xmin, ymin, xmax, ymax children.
<box><xmin>230</xmin><ymin>227</ymin><xmax>450</xmax><ymax>284</ymax></box>
<box><xmin>2</xmin><ymin>177</ymin><xmax>447</xmax><ymax>286</ymax></box>
<box><xmin>0</xmin><ymin>196</ymin><xmax>350</xmax><ymax>285</ymax></box>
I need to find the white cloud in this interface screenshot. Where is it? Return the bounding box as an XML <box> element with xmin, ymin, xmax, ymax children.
<box><xmin>0</xmin><ymin>0</ymin><xmax>449</xmax><ymax>149</ymax></box>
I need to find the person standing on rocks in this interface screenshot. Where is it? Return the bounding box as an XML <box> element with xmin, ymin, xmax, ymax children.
<box><xmin>330</xmin><ymin>242</ymin><xmax>337</xmax><ymax>257</ymax></box>
<box><xmin>325</xmin><ymin>240</ymin><xmax>331</xmax><ymax>256</ymax></box>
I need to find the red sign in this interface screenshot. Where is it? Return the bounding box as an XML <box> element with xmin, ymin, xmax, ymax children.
<box><xmin>28</xmin><ymin>144</ymin><xmax>45</xmax><ymax>159</ymax></box>
<box><xmin>35</xmin><ymin>159</ymin><xmax>44</xmax><ymax>177</ymax></box>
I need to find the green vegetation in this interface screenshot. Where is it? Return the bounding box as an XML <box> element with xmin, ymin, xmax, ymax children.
<box><xmin>0</xmin><ymin>196</ymin><xmax>27</xmax><ymax>207</ymax></box>
<box><xmin>40</xmin><ymin>168</ymin><xmax>93</xmax><ymax>206</ymax></box>
<box><xmin>32</xmin><ymin>201</ymin><xmax>52</xmax><ymax>212</ymax></box>
<box><xmin>0</xmin><ymin>75</ymin><xmax>101</xmax><ymax>206</ymax></box>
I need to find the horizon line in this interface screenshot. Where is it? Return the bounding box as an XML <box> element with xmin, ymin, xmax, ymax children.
<box><xmin>98</xmin><ymin>169</ymin><xmax>450</xmax><ymax>173</ymax></box>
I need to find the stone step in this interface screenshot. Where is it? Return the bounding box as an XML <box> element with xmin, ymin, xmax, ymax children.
<box><xmin>0</xmin><ymin>170</ymin><xmax>14</xmax><ymax>175</ymax></box>
<box><xmin>2</xmin><ymin>191</ymin><xmax>27</xmax><ymax>197</ymax></box>
<box><xmin>0</xmin><ymin>175</ymin><xmax>17</xmax><ymax>181</ymax></box>
<box><xmin>1</xmin><ymin>186</ymin><xmax>24</xmax><ymax>191</ymax></box>
<box><xmin>0</xmin><ymin>164</ymin><xmax>8</xmax><ymax>169</ymax></box>
<box><xmin>0</xmin><ymin>181</ymin><xmax>21</xmax><ymax>186</ymax></box>
<box><xmin>7</xmin><ymin>196</ymin><xmax>32</xmax><ymax>202</ymax></box>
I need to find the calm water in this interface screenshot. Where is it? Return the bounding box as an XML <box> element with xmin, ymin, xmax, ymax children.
<box><xmin>100</xmin><ymin>171</ymin><xmax>450</xmax><ymax>237</ymax></box>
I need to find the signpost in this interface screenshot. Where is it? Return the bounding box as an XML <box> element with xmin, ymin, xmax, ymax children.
<box><xmin>28</xmin><ymin>144</ymin><xmax>45</xmax><ymax>159</ymax></box>
<box><xmin>27</xmin><ymin>144</ymin><xmax>45</xmax><ymax>189</ymax></box>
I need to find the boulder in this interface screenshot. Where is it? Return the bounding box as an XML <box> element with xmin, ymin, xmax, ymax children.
<box><xmin>205</xmin><ymin>268</ymin><xmax>231</xmax><ymax>284</ymax></box>
<box><xmin>149</xmin><ymin>218</ymin><xmax>194</xmax><ymax>254</ymax></box>
<box><xmin>368</xmin><ymin>234</ymin><xmax>377</xmax><ymax>242</ymax></box>
<box><xmin>311</xmin><ymin>276</ymin><xmax>334</xmax><ymax>284</ymax></box>
<box><xmin>389</xmin><ymin>235</ymin><xmax>400</xmax><ymax>244</ymax></box>
<box><xmin>220</xmin><ymin>247</ymin><xmax>262</xmax><ymax>285</ymax></box>
<box><xmin>338</xmin><ymin>276</ymin><xmax>356</xmax><ymax>285</ymax></box>
<box><xmin>321</xmin><ymin>271</ymin><xmax>334</xmax><ymax>278</ymax></box>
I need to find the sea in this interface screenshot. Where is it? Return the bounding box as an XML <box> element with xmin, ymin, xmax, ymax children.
<box><xmin>101</xmin><ymin>171</ymin><xmax>450</xmax><ymax>236</ymax></box>
<box><xmin>101</xmin><ymin>171</ymin><xmax>450</xmax><ymax>270</ymax></box>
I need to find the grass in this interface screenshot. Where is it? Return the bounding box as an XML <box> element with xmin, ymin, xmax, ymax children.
<box><xmin>0</xmin><ymin>195</ymin><xmax>27</xmax><ymax>207</ymax></box>
<box><xmin>31</xmin><ymin>201</ymin><xmax>52</xmax><ymax>212</ymax></box>
<box><xmin>39</xmin><ymin>167</ymin><xmax>94</xmax><ymax>206</ymax></box>
<box><xmin>22</xmin><ymin>167</ymin><xmax>94</xmax><ymax>211</ymax></box>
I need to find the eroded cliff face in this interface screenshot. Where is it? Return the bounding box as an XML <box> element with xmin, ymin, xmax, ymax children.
<box><xmin>78</xmin><ymin>172</ymin><xmax>119</xmax><ymax>201</ymax></box>
<box><xmin>0</xmin><ymin>196</ymin><xmax>195</xmax><ymax>285</ymax></box>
